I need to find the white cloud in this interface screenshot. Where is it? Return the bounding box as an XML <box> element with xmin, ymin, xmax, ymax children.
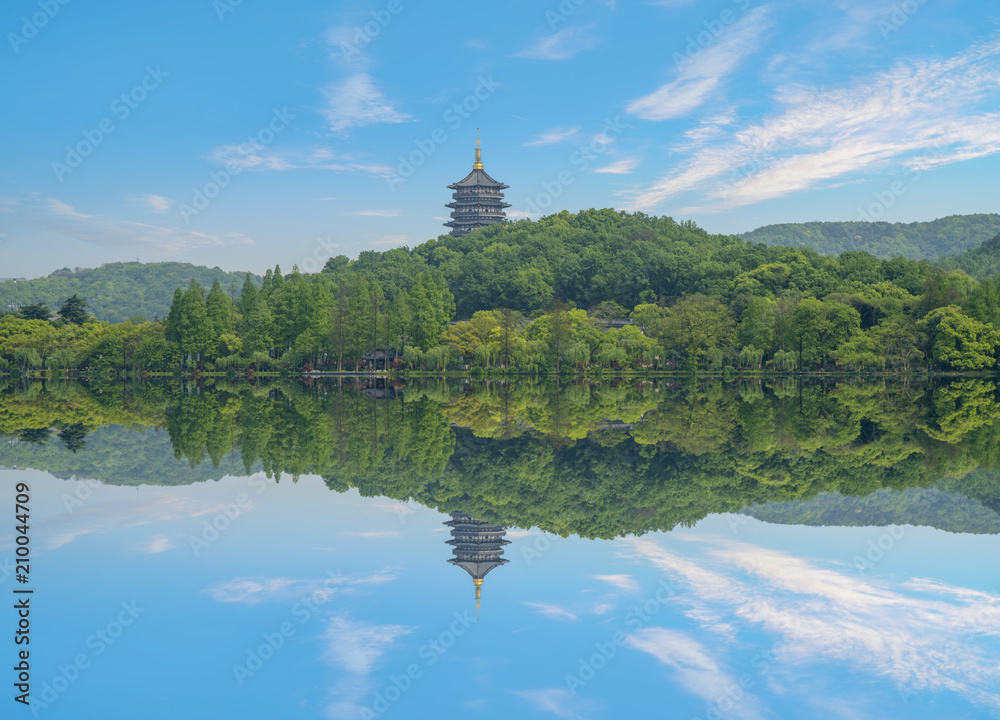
<box><xmin>205</xmin><ymin>144</ymin><xmax>393</xmax><ymax>176</ymax></box>
<box><xmin>627</xmin><ymin>6</ymin><xmax>771</xmax><ymax>121</ymax></box>
<box><xmin>626</xmin><ymin>537</ymin><xmax>1000</xmax><ymax>712</ymax></box>
<box><xmin>516</xmin><ymin>27</ymin><xmax>598</xmax><ymax>61</ymax></box>
<box><xmin>143</xmin><ymin>534</ymin><xmax>174</xmax><ymax>554</ymax></box>
<box><xmin>628</xmin><ymin>37</ymin><xmax>1000</xmax><ymax>212</ymax></box>
<box><xmin>594</xmin><ymin>574</ymin><xmax>640</xmax><ymax>592</ymax></box>
<box><xmin>204</xmin><ymin>571</ymin><xmax>394</xmax><ymax>605</ymax></box>
<box><xmin>524</xmin><ymin>127</ymin><xmax>580</xmax><ymax>146</ymax></box>
<box><xmin>514</xmin><ymin>688</ymin><xmax>598</xmax><ymax>719</ymax></box>
<box><xmin>323</xmin><ymin>73</ymin><xmax>413</xmax><ymax>134</ymax></box>
<box><xmin>593</xmin><ymin>157</ymin><xmax>639</xmax><ymax>174</ymax></box>
<box><xmin>349</xmin><ymin>209</ymin><xmax>402</xmax><ymax>217</ymax></box>
<box><xmin>628</xmin><ymin>628</ymin><xmax>765</xmax><ymax>720</ymax></box>
<box><xmin>324</xmin><ymin>614</ymin><xmax>413</xmax><ymax>675</ymax></box>
<box><xmin>325</xmin><ymin>614</ymin><xmax>414</xmax><ymax>719</ymax></box>
<box><xmin>134</xmin><ymin>194</ymin><xmax>174</xmax><ymax>213</ymax></box>
<box><xmin>16</xmin><ymin>196</ymin><xmax>252</xmax><ymax>255</ymax></box>
<box><xmin>524</xmin><ymin>602</ymin><xmax>580</xmax><ymax>622</ymax></box>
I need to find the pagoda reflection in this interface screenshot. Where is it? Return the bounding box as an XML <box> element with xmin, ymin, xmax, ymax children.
<box><xmin>444</xmin><ymin>512</ymin><xmax>510</xmax><ymax>617</ymax></box>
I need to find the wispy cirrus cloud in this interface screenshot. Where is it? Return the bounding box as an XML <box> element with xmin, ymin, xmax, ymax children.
<box><xmin>323</xmin><ymin>73</ymin><xmax>413</xmax><ymax>134</ymax></box>
<box><xmin>626</xmin><ymin>536</ymin><xmax>1000</xmax><ymax>712</ymax></box>
<box><xmin>514</xmin><ymin>688</ymin><xmax>599</xmax><ymax>719</ymax></box>
<box><xmin>204</xmin><ymin>571</ymin><xmax>394</xmax><ymax>605</ymax></box>
<box><xmin>325</xmin><ymin>614</ymin><xmax>414</xmax><ymax>719</ymax></box>
<box><xmin>524</xmin><ymin>127</ymin><xmax>580</xmax><ymax>146</ymax></box>
<box><xmin>627</xmin><ymin>6</ymin><xmax>772</xmax><ymax>121</ymax></box>
<box><xmin>524</xmin><ymin>602</ymin><xmax>580</xmax><ymax>622</ymax></box>
<box><xmin>206</xmin><ymin>144</ymin><xmax>393</xmax><ymax>176</ymax></box>
<box><xmin>628</xmin><ymin>37</ymin><xmax>1000</xmax><ymax>212</ymax></box>
<box><xmin>593</xmin><ymin>157</ymin><xmax>639</xmax><ymax>174</ymax></box>
<box><xmin>594</xmin><ymin>574</ymin><xmax>640</xmax><ymax>592</ymax></box>
<box><xmin>628</xmin><ymin>628</ymin><xmax>765</xmax><ymax>720</ymax></box>
<box><xmin>516</xmin><ymin>27</ymin><xmax>598</xmax><ymax>61</ymax></box>
<box><xmin>133</xmin><ymin>194</ymin><xmax>174</xmax><ymax>213</ymax></box>
<box><xmin>14</xmin><ymin>196</ymin><xmax>253</xmax><ymax>255</ymax></box>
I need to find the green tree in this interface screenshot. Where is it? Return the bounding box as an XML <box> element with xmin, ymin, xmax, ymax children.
<box><xmin>58</xmin><ymin>295</ymin><xmax>89</xmax><ymax>325</ymax></box>
<box><xmin>20</xmin><ymin>303</ymin><xmax>51</xmax><ymax>321</ymax></box>
<box><xmin>920</xmin><ymin>306</ymin><xmax>999</xmax><ymax>370</ymax></box>
<box><xmin>661</xmin><ymin>295</ymin><xmax>735</xmax><ymax>372</ymax></box>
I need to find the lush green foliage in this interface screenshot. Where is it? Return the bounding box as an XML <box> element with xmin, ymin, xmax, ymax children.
<box><xmin>2</xmin><ymin>378</ymin><xmax>999</xmax><ymax>538</ymax></box>
<box><xmin>0</xmin><ymin>262</ymin><xmax>259</xmax><ymax>323</ymax></box>
<box><xmin>740</xmin><ymin>214</ymin><xmax>1000</xmax><ymax>260</ymax></box>
<box><xmin>938</xmin><ymin>233</ymin><xmax>1000</xmax><ymax>279</ymax></box>
<box><xmin>5</xmin><ymin>210</ymin><xmax>1000</xmax><ymax>374</ymax></box>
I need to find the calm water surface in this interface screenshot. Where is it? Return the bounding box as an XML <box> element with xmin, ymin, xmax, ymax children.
<box><xmin>2</xmin><ymin>378</ymin><xmax>999</xmax><ymax>719</ymax></box>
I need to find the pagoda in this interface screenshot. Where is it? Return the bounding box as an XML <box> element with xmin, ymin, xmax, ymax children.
<box><xmin>444</xmin><ymin>132</ymin><xmax>510</xmax><ymax>237</ymax></box>
<box><xmin>445</xmin><ymin>511</ymin><xmax>510</xmax><ymax>617</ymax></box>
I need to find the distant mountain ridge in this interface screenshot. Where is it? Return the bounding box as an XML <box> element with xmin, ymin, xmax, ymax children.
<box><xmin>740</xmin><ymin>214</ymin><xmax>1000</xmax><ymax>260</ymax></box>
<box><xmin>937</xmin><ymin>232</ymin><xmax>1000</xmax><ymax>279</ymax></box>
<box><xmin>0</xmin><ymin>262</ymin><xmax>259</xmax><ymax>323</ymax></box>
<box><xmin>742</xmin><ymin>484</ymin><xmax>1000</xmax><ymax>535</ymax></box>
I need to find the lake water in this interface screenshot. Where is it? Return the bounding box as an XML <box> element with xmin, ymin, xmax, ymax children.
<box><xmin>2</xmin><ymin>378</ymin><xmax>999</xmax><ymax>719</ymax></box>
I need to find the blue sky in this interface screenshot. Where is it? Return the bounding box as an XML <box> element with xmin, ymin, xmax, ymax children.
<box><xmin>4</xmin><ymin>469</ymin><xmax>1000</xmax><ymax>719</ymax></box>
<box><xmin>1</xmin><ymin>0</ymin><xmax>999</xmax><ymax>278</ymax></box>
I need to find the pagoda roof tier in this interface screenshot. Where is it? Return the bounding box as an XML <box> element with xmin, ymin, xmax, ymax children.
<box><xmin>447</xmin><ymin>168</ymin><xmax>509</xmax><ymax>190</ymax></box>
<box><xmin>448</xmin><ymin>558</ymin><xmax>509</xmax><ymax>580</ymax></box>
<box><xmin>445</xmin><ymin>201</ymin><xmax>512</xmax><ymax>209</ymax></box>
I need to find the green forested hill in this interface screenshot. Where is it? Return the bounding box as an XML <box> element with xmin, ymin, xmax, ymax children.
<box><xmin>0</xmin><ymin>262</ymin><xmax>259</xmax><ymax>323</ymax></box>
<box><xmin>742</xmin><ymin>485</ymin><xmax>1000</xmax><ymax>534</ymax></box>
<box><xmin>739</xmin><ymin>214</ymin><xmax>1000</xmax><ymax>259</ymax></box>
<box><xmin>937</xmin><ymin>233</ymin><xmax>1000</xmax><ymax>279</ymax></box>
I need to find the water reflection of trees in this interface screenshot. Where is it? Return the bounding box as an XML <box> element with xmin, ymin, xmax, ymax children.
<box><xmin>1</xmin><ymin>377</ymin><xmax>999</xmax><ymax>537</ymax></box>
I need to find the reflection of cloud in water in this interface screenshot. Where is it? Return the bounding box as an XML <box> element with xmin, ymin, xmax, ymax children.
<box><xmin>593</xmin><ymin>574</ymin><xmax>640</xmax><ymax>593</ymax></box>
<box><xmin>626</xmin><ymin>537</ymin><xmax>1000</xmax><ymax>713</ymax></box>
<box><xmin>204</xmin><ymin>571</ymin><xmax>395</xmax><ymax>605</ymax></box>
<box><xmin>45</xmin><ymin>488</ymin><xmax>245</xmax><ymax>550</ymax></box>
<box><xmin>324</xmin><ymin>614</ymin><xmax>414</xmax><ymax>720</ymax></box>
<box><xmin>514</xmin><ymin>688</ymin><xmax>599</xmax><ymax>720</ymax></box>
<box><xmin>628</xmin><ymin>628</ymin><xmax>766</xmax><ymax>720</ymax></box>
<box><xmin>523</xmin><ymin>602</ymin><xmax>580</xmax><ymax>622</ymax></box>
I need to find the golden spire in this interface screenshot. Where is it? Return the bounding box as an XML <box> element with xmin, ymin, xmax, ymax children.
<box><xmin>474</xmin><ymin>577</ymin><xmax>483</xmax><ymax>620</ymax></box>
<box><xmin>473</xmin><ymin>129</ymin><xmax>483</xmax><ymax>169</ymax></box>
